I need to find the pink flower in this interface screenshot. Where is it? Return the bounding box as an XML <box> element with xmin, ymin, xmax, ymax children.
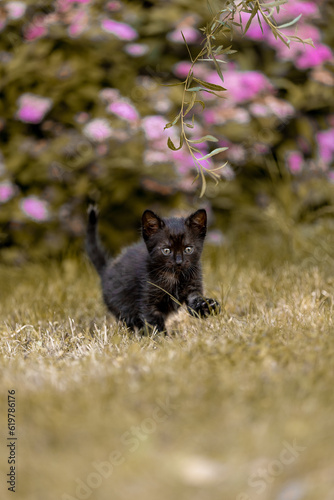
<box><xmin>142</xmin><ymin>115</ymin><xmax>167</xmax><ymax>141</ymax></box>
<box><xmin>227</xmin><ymin>71</ymin><xmax>273</xmax><ymax>102</ymax></box>
<box><xmin>227</xmin><ymin>144</ymin><xmax>246</xmax><ymax>164</ymax></box>
<box><xmin>202</xmin><ymin>109</ymin><xmax>215</xmax><ymax>125</ymax></box>
<box><xmin>83</xmin><ymin>118</ymin><xmax>113</xmax><ymax>142</ymax></box>
<box><xmin>24</xmin><ymin>16</ymin><xmax>48</xmax><ymax>41</ymax></box>
<box><xmin>172</xmin><ymin>148</ymin><xmax>196</xmax><ymax>174</ymax></box>
<box><xmin>99</xmin><ymin>88</ymin><xmax>120</xmax><ymax>104</ymax></box>
<box><xmin>56</xmin><ymin>0</ymin><xmax>72</xmax><ymax>13</ymax></box>
<box><xmin>6</xmin><ymin>1</ymin><xmax>27</xmax><ymax>20</ymax></box>
<box><xmin>296</xmin><ymin>43</ymin><xmax>333</xmax><ymax>70</ymax></box>
<box><xmin>106</xmin><ymin>1</ymin><xmax>123</xmax><ymax>11</ymax></box>
<box><xmin>286</xmin><ymin>151</ymin><xmax>303</xmax><ymax>173</ymax></box>
<box><xmin>108</xmin><ymin>101</ymin><xmax>139</xmax><ymax>122</ymax></box>
<box><xmin>250</xmin><ymin>97</ymin><xmax>294</xmax><ymax>120</ymax></box>
<box><xmin>173</xmin><ymin>61</ymin><xmax>192</xmax><ymax>78</ymax></box>
<box><xmin>101</xmin><ymin>19</ymin><xmax>138</xmax><ymax>41</ymax></box>
<box><xmin>96</xmin><ymin>144</ymin><xmax>108</xmax><ymax>156</ymax></box>
<box><xmin>74</xmin><ymin>111</ymin><xmax>90</xmax><ymax>123</ymax></box>
<box><xmin>167</xmin><ymin>26</ymin><xmax>199</xmax><ymax>44</ymax></box>
<box><xmin>249</xmin><ymin>103</ymin><xmax>271</xmax><ymax>117</ymax></box>
<box><xmin>254</xmin><ymin>143</ymin><xmax>270</xmax><ymax>155</ymax></box>
<box><xmin>207</xmin><ymin>69</ymin><xmax>273</xmax><ymax>103</ymax></box>
<box><xmin>16</xmin><ymin>94</ymin><xmax>53</xmax><ymax>124</ymax></box>
<box><xmin>267</xmin><ymin>24</ymin><xmax>333</xmax><ymax>69</ymax></box>
<box><xmin>275</xmin><ymin>1</ymin><xmax>319</xmax><ymax>21</ymax></box>
<box><xmin>172</xmin><ymin>147</ymin><xmax>213</xmax><ymax>175</ymax></box>
<box><xmin>68</xmin><ymin>10</ymin><xmax>88</xmax><ymax>37</ymax></box>
<box><xmin>220</xmin><ymin>164</ymin><xmax>235</xmax><ymax>181</ymax></box>
<box><xmin>0</xmin><ymin>181</ymin><xmax>15</xmax><ymax>203</ymax></box>
<box><xmin>20</xmin><ymin>196</ymin><xmax>49</xmax><ymax>221</ymax></box>
<box><xmin>173</xmin><ymin>61</ymin><xmax>211</xmax><ymax>80</ymax></box>
<box><xmin>125</xmin><ymin>43</ymin><xmax>149</xmax><ymax>57</ymax></box>
<box><xmin>316</xmin><ymin>129</ymin><xmax>334</xmax><ymax>164</ymax></box>
<box><xmin>238</xmin><ymin>11</ymin><xmax>270</xmax><ymax>40</ymax></box>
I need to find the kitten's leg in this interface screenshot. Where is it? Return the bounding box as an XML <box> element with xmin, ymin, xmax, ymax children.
<box><xmin>142</xmin><ymin>312</ymin><xmax>166</xmax><ymax>334</ymax></box>
<box><xmin>122</xmin><ymin>317</ymin><xmax>143</xmax><ymax>332</ymax></box>
<box><xmin>187</xmin><ymin>294</ymin><xmax>221</xmax><ymax>318</ymax></box>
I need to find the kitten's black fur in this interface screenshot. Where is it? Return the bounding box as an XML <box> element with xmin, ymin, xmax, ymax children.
<box><xmin>86</xmin><ymin>206</ymin><xmax>220</xmax><ymax>333</ymax></box>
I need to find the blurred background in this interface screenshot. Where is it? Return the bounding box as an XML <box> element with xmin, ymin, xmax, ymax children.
<box><xmin>1</xmin><ymin>4</ymin><xmax>334</xmax><ymax>500</ymax></box>
<box><xmin>0</xmin><ymin>0</ymin><xmax>333</xmax><ymax>263</ymax></box>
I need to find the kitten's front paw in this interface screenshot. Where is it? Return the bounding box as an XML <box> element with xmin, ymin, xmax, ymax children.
<box><xmin>188</xmin><ymin>297</ymin><xmax>221</xmax><ymax>318</ymax></box>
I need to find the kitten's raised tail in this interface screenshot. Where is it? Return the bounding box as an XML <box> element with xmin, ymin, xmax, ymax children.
<box><xmin>86</xmin><ymin>205</ymin><xmax>107</xmax><ymax>276</ymax></box>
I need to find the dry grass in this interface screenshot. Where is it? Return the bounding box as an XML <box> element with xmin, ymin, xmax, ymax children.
<box><xmin>1</xmin><ymin>225</ymin><xmax>334</xmax><ymax>500</ymax></box>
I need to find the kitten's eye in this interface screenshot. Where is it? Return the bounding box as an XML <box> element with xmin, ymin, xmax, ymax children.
<box><xmin>184</xmin><ymin>246</ymin><xmax>194</xmax><ymax>254</ymax></box>
<box><xmin>161</xmin><ymin>248</ymin><xmax>171</xmax><ymax>255</ymax></box>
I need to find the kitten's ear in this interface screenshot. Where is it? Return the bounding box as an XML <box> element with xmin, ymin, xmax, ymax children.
<box><xmin>142</xmin><ymin>210</ymin><xmax>165</xmax><ymax>240</ymax></box>
<box><xmin>186</xmin><ymin>209</ymin><xmax>207</xmax><ymax>238</ymax></box>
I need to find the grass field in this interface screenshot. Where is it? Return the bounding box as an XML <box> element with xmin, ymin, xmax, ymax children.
<box><xmin>1</xmin><ymin>223</ymin><xmax>334</xmax><ymax>500</ymax></box>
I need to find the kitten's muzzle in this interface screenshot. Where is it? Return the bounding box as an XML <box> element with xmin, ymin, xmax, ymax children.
<box><xmin>175</xmin><ymin>253</ymin><xmax>183</xmax><ymax>266</ymax></box>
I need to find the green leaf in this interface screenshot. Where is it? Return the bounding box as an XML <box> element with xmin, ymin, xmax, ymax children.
<box><xmin>288</xmin><ymin>36</ymin><xmax>314</xmax><ymax>47</ymax></box>
<box><xmin>209</xmin><ymin>161</ymin><xmax>228</xmax><ymax>172</ymax></box>
<box><xmin>196</xmin><ymin>147</ymin><xmax>228</xmax><ymax>161</ymax></box>
<box><xmin>206</xmin><ymin>40</ymin><xmax>225</xmax><ymax>84</ymax></box>
<box><xmin>190</xmin><ymin>146</ymin><xmax>203</xmax><ymax>154</ymax></box>
<box><xmin>199</xmin><ymin>169</ymin><xmax>207</xmax><ymax>198</ymax></box>
<box><xmin>256</xmin><ymin>12</ymin><xmax>264</xmax><ymax>35</ymax></box>
<box><xmin>200</xmin><ymin>89</ymin><xmax>226</xmax><ymax>99</ymax></box>
<box><xmin>167</xmin><ymin>135</ymin><xmax>183</xmax><ymax>151</ymax></box>
<box><xmin>188</xmin><ymin>135</ymin><xmax>219</xmax><ymax>144</ymax></box>
<box><xmin>181</xmin><ymin>30</ymin><xmax>194</xmax><ymax>63</ymax></box>
<box><xmin>277</xmin><ymin>14</ymin><xmax>302</xmax><ymax>29</ymax></box>
<box><xmin>207</xmin><ymin>0</ymin><xmax>214</xmax><ymax>18</ymax></box>
<box><xmin>162</xmin><ymin>81</ymin><xmax>186</xmax><ymax>87</ymax></box>
<box><xmin>185</xmin><ymin>116</ymin><xmax>196</xmax><ymax>130</ymax></box>
<box><xmin>195</xmin><ymin>99</ymin><xmax>205</xmax><ymax>110</ymax></box>
<box><xmin>243</xmin><ymin>4</ymin><xmax>257</xmax><ymax>36</ymax></box>
<box><xmin>271</xmin><ymin>26</ymin><xmax>290</xmax><ymax>47</ymax></box>
<box><xmin>262</xmin><ymin>0</ymin><xmax>288</xmax><ymax>7</ymax></box>
<box><xmin>183</xmin><ymin>92</ymin><xmax>197</xmax><ymax>117</ymax></box>
<box><xmin>213</xmin><ymin>45</ymin><xmax>224</xmax><ymax>54</ymax></box>
<box><xmin>164</xmin><ymin>113</ymin><xmax>181</xmax><ymax>130</ymax></box>
<box><xmin>199</xmin><ymin>58</ymin><xmax>227</xmax><ymax>64</ymax></box>
<box><xmin>186</xmin><ymin>86</ymin><xmax>203</xmax><ymax>92</ymax></box>
<box><xmin>212</xmin><ymin>56</ymin><xmax>225</xmax><ymax>84</ymax></box>
<box><xmin>193</xmin><ymin>77</ymin><xmax>227</xmax><ymax>92</ymax></box>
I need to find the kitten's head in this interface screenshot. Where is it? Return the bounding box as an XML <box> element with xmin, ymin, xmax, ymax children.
<box><xmin>142</xmin><ymin>209</ymin><xmax>207</xmax><ymax>272</ymax></box>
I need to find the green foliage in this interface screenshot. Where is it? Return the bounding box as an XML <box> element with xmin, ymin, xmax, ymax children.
<box><xmin>165</xmin><ymin>0</ymin><xmax>314</xmax><ymax>196</ymax></box>
<box><xmin>0</xmin><ymin>0</ymin><xmax>333</xmax><ymax>261</ymax></box>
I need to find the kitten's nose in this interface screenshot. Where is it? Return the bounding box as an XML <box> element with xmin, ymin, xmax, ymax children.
<box><xmin>175</xmin><ymin>254</ymin><xmax>183</xmax><ymax>266</ymax></box>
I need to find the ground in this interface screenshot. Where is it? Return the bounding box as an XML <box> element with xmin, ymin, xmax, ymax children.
<box><xmin>1</xmin><ymin>224</ymin><xmax>334</xmax><ymax>500</ymax></box>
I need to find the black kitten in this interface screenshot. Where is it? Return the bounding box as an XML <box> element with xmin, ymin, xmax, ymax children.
<box><xmin>86</xmin><ymin>206</ymin><xmax>220</xmax><ymax>333</ymax></box>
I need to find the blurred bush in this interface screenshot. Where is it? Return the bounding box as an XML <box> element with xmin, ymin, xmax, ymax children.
<box><xmin>0</xmin><ymin>0</ymin><xmax>333</xmax><ymax>263</ymax></box>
